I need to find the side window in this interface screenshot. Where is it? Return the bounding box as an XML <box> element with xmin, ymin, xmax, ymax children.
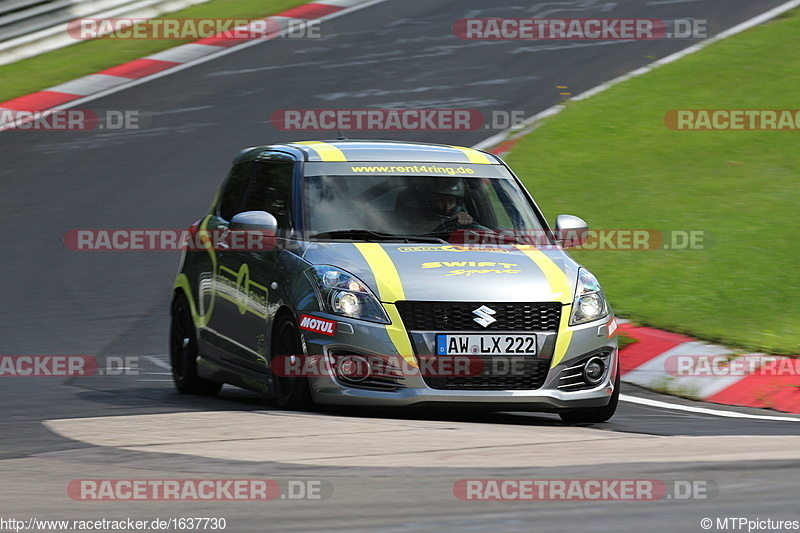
<box><xmin>218</xmin><ymin>162</ymin><xmax>254</xmax><ymax>221</ymax></box>
<box><xmin>481</xmin><ymin>180</ymin><xmax>513</xmax><ymax>228</ymax></box>
<box><xmin>241</xmin><ymin>162</ymin><xmax>294</xmax><ymax>228</ymax></box>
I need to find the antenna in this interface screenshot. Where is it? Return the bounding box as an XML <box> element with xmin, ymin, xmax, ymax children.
<box><xmin>337</xmin><ymin>129</ymin><xmax>347</xmax><ymax>140</ymax></box>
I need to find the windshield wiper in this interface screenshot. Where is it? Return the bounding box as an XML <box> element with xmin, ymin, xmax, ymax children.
<box><xmin>413</xmin><ymin>231</ymin><xmax>452</xmax><ymax>240</ymax></box>
<box><xmin>309</xmin><ymin>229</ymin><xmax>445</xmax><ymax>243</ymax></box>
<box><xmin>413</xmin><ymin>229</ymin><xmax>527</xmax><ymax>245</ymax></box>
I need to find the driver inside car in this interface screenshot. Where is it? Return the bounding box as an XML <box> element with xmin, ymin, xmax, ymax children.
<box><xmin>395</xmin><ymin>176</ymin><xmax>485</xmax><ymax>234</ymax></box>
<box><xmin>426</xmin><ymin>177</ymin><xmax>474</xmax><ymax>228</ymax></box>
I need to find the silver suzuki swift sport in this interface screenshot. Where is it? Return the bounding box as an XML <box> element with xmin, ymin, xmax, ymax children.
<box><xmin>170</xmin><ymin>139</ymin><xmax>619</xmax><ymax>423</ymax></box>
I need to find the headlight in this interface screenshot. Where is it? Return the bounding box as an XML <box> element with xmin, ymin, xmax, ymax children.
<box><xmin>569</xmin><ymin>268</ymin><xmax>609</xmax><ymax>325</ymax></box>
<box><xmin>333</xmin><ymin>291</ymin><xmax>360</xmax><ymax>315</ymax></box>
<box><xmin>307</xmin><ymin>266</ymin><xmax>389</xmax><ymax>323</ymax></box>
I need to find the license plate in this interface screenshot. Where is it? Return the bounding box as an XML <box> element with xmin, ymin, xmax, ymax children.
<box><xmin>436</xmin><ymin>334</ymin><xmax>537</xmax><ymax>356</ymax></box>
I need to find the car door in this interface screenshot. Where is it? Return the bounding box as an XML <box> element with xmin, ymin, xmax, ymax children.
<box><xmin>198</xmin><ymin>160</ymin><xmax>253</xmax><ymax>361</ymax></box>
<box><xmin>208</xmin><ymin>157</ymin><xmax>295</xmax><ymax>372</ymax></box>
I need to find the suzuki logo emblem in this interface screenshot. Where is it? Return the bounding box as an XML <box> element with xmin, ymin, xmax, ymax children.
<box><xmin>472</xmin><ymin>305</ymin><xmax>497</xmax><ymax>328</ymax></box>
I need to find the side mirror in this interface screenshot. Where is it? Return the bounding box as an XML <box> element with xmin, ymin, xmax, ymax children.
<box><xmin>227</xmin><ymin>211</ymin><xmax>278</xmax><ymax>251</ymax></box>
<box><xmin>230</xmin><ymin>211</ymin><xmax>278</xmax><ymax>232</ymax></box>
<box><xmin>555</xmin><ymin>214</ymin><xmax>589</xmax><ymax>247</ymax></box>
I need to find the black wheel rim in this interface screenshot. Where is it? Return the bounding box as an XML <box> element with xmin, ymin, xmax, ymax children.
<box><xmin>274</xmin><ymin>321</ymin><xmax>299</xmax><ymax>402</ymax></box>
<box><xmin>170</xmin><ymin>301</ymin><xmax>191</xmax><ymax>380</ymax></box>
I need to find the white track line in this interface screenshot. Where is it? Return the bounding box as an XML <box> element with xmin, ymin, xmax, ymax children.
<box><xmin>621</xmin><ymin>394</ymin><xmax>800</xmax><ymax>422</ymax></box>
<box><xmin>144</xmin><ymin>355</ymin><xmax>171</xmax><ymax>370</ymax></box>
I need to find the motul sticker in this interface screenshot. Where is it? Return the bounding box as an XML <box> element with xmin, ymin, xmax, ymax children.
<box><xmin>299</xmin><ymin>315</ymin><xmax>337</xmax><ymax>336</ymax></box>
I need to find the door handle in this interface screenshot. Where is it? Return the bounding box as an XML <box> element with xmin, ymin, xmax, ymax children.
<box><xmin>215</xmin><ymin>227</ymin><xmax>230</xmax><ymax>252</ymax></box>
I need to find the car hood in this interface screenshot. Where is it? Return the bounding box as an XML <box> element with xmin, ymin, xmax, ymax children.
<box><xmin>301</xmin><ymin>242</ymin><xmax>580</xmax><ymax>304</ymax></box>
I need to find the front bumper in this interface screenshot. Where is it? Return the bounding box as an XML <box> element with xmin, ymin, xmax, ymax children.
<box><xmin>300</xmin><ymin>307</ymin><xmax>618</xmax><ymax>411</ymax></box>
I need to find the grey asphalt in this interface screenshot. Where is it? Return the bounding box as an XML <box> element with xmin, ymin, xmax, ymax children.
<box><xmin>1</xmin><ymin>1</ymin><xmax>798</xmax><ymax>531</ymax></box>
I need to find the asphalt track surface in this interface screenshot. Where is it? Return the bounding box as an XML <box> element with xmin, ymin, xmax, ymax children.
<box><xmin>1</xmin><ymin>1</ymin><xmax>799</xmax><ymax>531</ymax></box>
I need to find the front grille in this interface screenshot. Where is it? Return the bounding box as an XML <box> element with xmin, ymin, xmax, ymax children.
<box><xmin>395</xmin><ymin>302</ymin><xmax>562</xmax><ymax>332</ymax></box>
<box><xmin>422</xmin><ymin>355</ymin><xmax>550</xmax><ymax>390</ymax></box>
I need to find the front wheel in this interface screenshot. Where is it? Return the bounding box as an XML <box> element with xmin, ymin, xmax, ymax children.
<box><xmin>170</xmin><ymin>293</ymin><xmax>222</xmax><ymax>396</ymax></box>
<box><xmin>559</xmin><ymin>365</ymin><xmax>620</xmax><ymax>424</ymax></box>
<box><xmin>271</xmin><ymin>316</ymin><xmax>314</xmax><ymax>410</ymax></box>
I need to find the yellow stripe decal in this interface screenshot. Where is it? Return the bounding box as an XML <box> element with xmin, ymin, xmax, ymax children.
<box><xmin>173</xmin><ymin>215</ymin><xmax>217</xmax><ymax>328</ymax></box>
<box><xmin>174</xmin><ymin>273</ymin><xmax>198</xmax><ymax>320</ymax></box>
<box><xmin>449</xmin><ymin>145</ymin><xmax>492</xmax><ymax>164</ymax></box>
<box><xmin>354</xmin><ymin>243</ymin><xmax>416</xmax><ymax>367</ymax></box>
<box><xmin>383</xmin><ymin>304</ymin><xmax>416</xmax><ymax>367</ymax></box>
<box><xmin>515</xmin><ymin>245</ymin><xmax>574</xmax><ymax>367</ymax></box>
<box><xmin>515</xmin><ymin>246</ymin><xmax>572</xmax><ymax>304</ymax></box>
<box><xmin>296</xmin><ymin>141</ymin><xmax>347</xmax><ymax>162</ymax></box>
<box><xmin>353</xmin><ymin>243</ymin><xmax>405</xmax><ymax>302</ymax></box>
<box><xmin>552</xmin><ymin>306</ymin><xmax>574</xmax><ymax>368</ymax></box>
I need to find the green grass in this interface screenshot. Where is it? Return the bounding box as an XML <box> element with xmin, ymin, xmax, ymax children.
<box><xmin>618</xmin><ymin>332</ymin><xmax>638</xmax><ymax>351</ymax></box>
<box><xmin>0</xmin><ymin>0</ymin><xmax>305</xmax><ymax>102</ymax></box>
<box><xmin>506</xmin><ymin>10</ymin><xmax>800</xmax><ymax>355</ymax></box>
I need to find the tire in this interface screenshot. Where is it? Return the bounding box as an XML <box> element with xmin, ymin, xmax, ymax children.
<box><xmin>559</xmin><ymin>364</ymin><xmax>620</xmax><ymax>424</ymax></box>
<box><xmin>170</xmin><ymin>293</ymin><xmax>223</xmax><ymax>396</ymax></box>
<box><xmin>271</xmin><ymin>315</ymin><xmax>314</xmax><ymax>410</ymax></box>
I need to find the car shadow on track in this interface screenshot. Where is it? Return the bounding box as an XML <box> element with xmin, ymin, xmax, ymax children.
<box><xmin>73</xmin><ymin>380</ymin><xmax>800</xmax><ymax>438</ymax></box>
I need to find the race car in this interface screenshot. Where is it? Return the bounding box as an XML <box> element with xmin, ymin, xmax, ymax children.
<box><xmin>170</xmin><ymin>139</ymin><xmax>619</xmax><ymax>422</ymax></box>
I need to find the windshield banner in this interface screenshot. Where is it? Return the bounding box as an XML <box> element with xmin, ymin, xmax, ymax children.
<box><xmin>304</xmin><ymin>162</ymin><xmax>510</xmax><ymax>178</ymax></box>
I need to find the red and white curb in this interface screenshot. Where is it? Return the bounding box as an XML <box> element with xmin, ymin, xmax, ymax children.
<box><xmin>619</xmin><ymin>323</ymin><xmax>800</xmax><ymax>414</ymax></box>
<box><xmin>0</xmin><ymin>0</ymin><xmax>378</xmax><ymax>127</ymax></box>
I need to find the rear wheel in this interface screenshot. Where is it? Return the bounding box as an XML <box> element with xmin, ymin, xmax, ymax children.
<box><xmin>271</xmin><ymin>315</ymin><xmax>314</xmax><ymax>410</ymax></box>
<box><xmin>170</xmin><ymin>293</ymin><xmax>222</xmax><ymax>396</ymax></box>
<box><xmin>559</xmin><ymin>364</ymin><xmax>620</xmax><ymax>424</ymax></box>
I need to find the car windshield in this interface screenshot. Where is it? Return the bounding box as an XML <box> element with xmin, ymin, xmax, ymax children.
<box><xmin>302</xmin><ymin>172</ymin><xmax>548</xmax><ymax>244</ymax></box>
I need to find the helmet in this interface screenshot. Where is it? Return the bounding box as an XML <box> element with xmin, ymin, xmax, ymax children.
<box><xmin>427</xmin><ymin>178</ymin><xmax>466</xmax><ymax>217</ymax></box>
<box><xmin>430</xmin><ymin>178</ymin><xmax>466</xmax><ymax>197</ymax></box>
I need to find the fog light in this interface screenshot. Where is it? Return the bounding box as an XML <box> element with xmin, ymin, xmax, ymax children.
<box><xmin>584</xmin><ymin>357</ymin><xmax>606</xmax><ymax>384</ymax></box>
<box><xmin>337</xmin><ymin>355</ymin><xmax>370</xmax><ymax>382</ymax></box>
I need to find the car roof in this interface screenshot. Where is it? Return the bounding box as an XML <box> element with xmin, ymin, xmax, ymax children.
<box><xmin>232</xmin><ymin>139</ymin><xmax>504</xmax><ymax>165</ymax></box>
